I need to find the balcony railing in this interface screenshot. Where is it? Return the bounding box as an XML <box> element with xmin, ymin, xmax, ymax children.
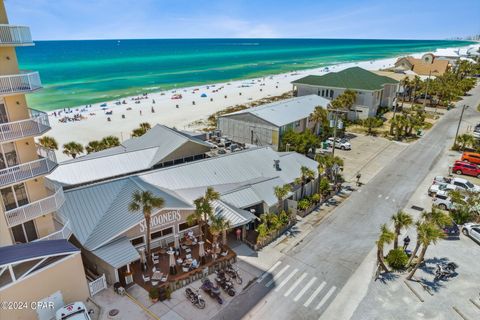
<box><xmin>0</xmin><ymin>146</ymin><xmax>57</xmax><ymax>188</ymax></box>
<box><xmin>0</xmin><ymin>109</ymin><xmax>51</xmax><ymax>143</ymax></box>
<box><xmin>35</xmin><ymin>220</ymin><xmax>72</xmax><ymax>241</ymax></box>
<box><xmin>4</xmin><ymin>182</ymin><xmax>65</xmax><ymax>227</ymax></box>
<box><xmin>0</xmin><ymin>25</ymin><xmax>33</xmax><ymax>46</ymax></box>
<box><xmin>0</xmin><ymin>71</ymin><xmax>42</xmax><ymax>95</ymax></box>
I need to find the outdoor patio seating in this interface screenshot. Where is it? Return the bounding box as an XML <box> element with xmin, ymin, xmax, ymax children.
<box><xmin>142</xmin><ymin>274</ymin><xmax>150</xmax><ymax>283</ymax></box>
<box><xmin>161</xmin><ymin>274</ymin><xmax>168</xmax><ymax>282</ymax></box>
<box><xmin>152</xmin><ymin>280</ymin><xmax>159</xmax><ymax>286</ymax></box>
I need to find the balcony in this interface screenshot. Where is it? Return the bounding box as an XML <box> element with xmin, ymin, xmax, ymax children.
<box><xmin>5</xmin><ymin>182</ymin><xmax>65</xmax><ymax>228</ymax></box>
<box><xmin>0</xmin><ymin>146</ymin><xmax>57</xmax><ymax>188</ymax></box>
<box><xmin>0</xmin><ymin>25</ymin><xmax>33</xmax><ymax>46</ymax></box>
<box><xmin>36</xmin><ymin>221</ymin><xmax>72</xmax><ymax>241</ymax></box>
<box><xmin>0</xmin><ymin>71</ymin><xmax>42</xmax><ymax>96</ymax></box>
<box><xmin>0</xmin><ymin>109</ymin><xmax>51</xmax><ymax>143</ymax></box>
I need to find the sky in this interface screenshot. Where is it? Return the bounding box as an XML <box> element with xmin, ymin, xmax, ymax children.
<box><xmin>4</xmin><ymin>0</ymin><xmax>480</xmax><ymax>40</ymax></box>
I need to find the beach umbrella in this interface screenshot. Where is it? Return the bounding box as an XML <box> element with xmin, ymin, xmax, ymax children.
<box><xmin>198</xmin><ymin>240</ymin><xmax>206</xmax><ymax>264</ymax></box>
<box><xmin>201</xmin><ymin>93</ymin><xmax>207</xmax><ymax>97</ymax></box>
<box><xmin>174</xmin><ymin>235</ymin><xmax>180</xmax><ymax>249</ymax></box>
<box><xmin>168</xmin><ymin>250</ymin><xmax>177</xmax><ymax>275</ymax></box>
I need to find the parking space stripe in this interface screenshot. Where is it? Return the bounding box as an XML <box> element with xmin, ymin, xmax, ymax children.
<box><xmin>275</xmin><ymin>268</ymin><xmax>298</xmax><ymax>292</ymax></box>
<box><xmin>378</xmin><ymin>194</ymin><xmax>382</xmax><ymax>198</ymax></box>
<box><xmin>257</xmin><ymin>261</ymin><xmax>282</xmax><ymax>283</ymax></box>
<box><xmin>284</xmin><ymin>273</ymin><xmax>308</xmax><ymax>297</ymax></box>
<box><xmin>315</xmin><ymin>286</ymin><xmax>336</xmax><ymax>310</ymax></box>
<box><xmin>303</xmin><ymin>281</ymin><xmax>326</xmax><ymax>307</ymax></box>
<box><xmin>294</xmin><ymin>277</ymin><xmax>316</xmax><ymax>302</ymax></box>
<box><xmin>265</xmin><ymin>265</ymin><xmax>290</xmax><ymax>287</ymax></box>
<box><xmin>385</xmin><ymin>196</ymin><xmax>390</xmax><ymax>200</ymax></box>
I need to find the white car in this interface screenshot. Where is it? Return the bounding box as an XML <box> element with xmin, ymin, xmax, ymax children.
<box><xmin>432</xmin><ymin>190</ymin><xmax>454</xmax><ymax>210</ymax></box>
<box><xmin>428</xmin><ymin>183</ymin><xmax>457</xmax><ymax>196</ymax></box>
<box><xmin>56</xmin><ymin>302</ymin><xmax>92</xmax><ymax>320</ymax></box>
<box><xmin>326</xmin><ymin>137</ymin><xmax>351</xmax><ymax>150</ymax></box>
<box><xmin>462</xmin><ymin>223</ymin><xmax>480</xmax><ymax>243</ymax></box>
<box><xmin>430</xmin><ymin>176</ymin><xmax>480</xmax><ymax>194</ymax></box>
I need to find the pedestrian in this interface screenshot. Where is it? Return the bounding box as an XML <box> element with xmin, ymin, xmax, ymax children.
<box><xmin>236</xmin><ymin>228</ymin><xmax>241</xmax><ymax>241</ymax></box>
<box><xmin>139</xmin><ymin>110</ymin><xmax>142</xmax><ymax>116</ymax></box>
<box><xmin>403</xmin><ymin>235</ymin><xmax>410</xmax><ymax>250</ymax></box>
<box><xmin>356</xmin><ymin>173</ymin><xmax>362</xmax><ymax>187</ymax></box>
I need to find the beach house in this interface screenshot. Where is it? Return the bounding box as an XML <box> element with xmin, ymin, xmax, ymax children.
<box><xmin>56</xmin><ymin>147</ymin><xmax>319</xmax><ymax>288</ymax></box>
<box><xmin>291</xmin><ymin>67</ymin><xmax>399</xmax><ymax>120</ymax></box>
<box><xmin>217</xmin><ymin>95</ymin><xmax>330</xmax><ymax>151</ymax></box>
<box><xmin>0</xmin><ymin>2</ymin><xmax>93</xmax><ymax>319</ymax></box>
<box><xmin>394</xmin><ymin>53</ymin><xmax>450</xmax><ymax>76</ymax></box>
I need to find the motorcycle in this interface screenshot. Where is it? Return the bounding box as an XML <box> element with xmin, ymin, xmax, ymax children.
<box><xmin>185</xmin><ymin>288</ymin><xmax>206</xmax><ymax>309</ymax></box>
<box><xmin>434</xmin><ymin>262</ymin><xmax>458</xmax><ymax>281</ymax></box>
<box><xmin>200</xmin><ymin>278</ymin><xmax>223</xmax><ymax>304</ymax></box>
<box><xmin>215</xmin><ymin>270</ymin><xmax>236</xmax><ymax>296</ymax></box>
<box><xmin>225</xmin><ymin>263</ymin><xmax>243</xmax><ymax>285</ymax></box>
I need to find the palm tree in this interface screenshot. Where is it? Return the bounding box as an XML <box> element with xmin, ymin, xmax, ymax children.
<box><xmin>318</xmin><ymin>177</ymin><xmax>331</xmax><ymax>202</ymax></box>
<box><xmin>400</xmin><ymin>77</ymin><xmax>410</xmax><ymax>104</ymax></box>
<box><xmin>316</xmin><ymin>154</ymin><xmax>343</xmax><ymax>183</ymax></box>
<box><xmin>274</xmin><ymin>184</ymin><xmax>292</xmax><ymax>213</ymax></box>
<box><xmin>456</xmin><ymin>133</ymin><xmax>475</xmax><ymax>151</ymax></box>
<box><xmin>421</xmin><ymin>208</ymin><xmax>452</xmax><ymax>228</ymax></box>
<box><xmin>85</xmin><ymin>140</ymin><xmax>104</xmax><ymax>154</ymax></box>
<box><xmin>376</xmin><ymin>224</ymin><xmax>395</xmax><ymax>272</ymax></box>
<box><xmin>62</xmin><ymin>141</ymin><xmax>84</xmax><ymax>159</ymax></box>
<box><xmin>209</xmin><ymin>215</ymin><xmax>231</xmax><ymax>249</ymax></box>
<box><xmin>187</xmin><ymin>198</ymin><xmax>207</xmax><ymax>240</ymax></box>
<box><xmin>391</xmin><ymin>211</ymin><xmax>413</xmax><ymax>249</ymax></box>
<box><xmin>310</xmin><ymin>106</ymin><xmax>329</xmax><ymax>137</ymax></box>
<box><xmin>406</xmin><ymin>222</ymin><xmax>445</xmax><ymax>280</ymax></box>
<box><xmin>295</xmin><ymin>166</ymin><xmax>315</xmax><ymax>199</ymax></box>
<box><xmin>38</xmin><ymin>136</ymin><xmax>58</xmax><ymax>150</ymax></box>
<box><xmin>101</xmin><ymin>135</ymin><xmax>120</xmax><ymax>148</ymax></box>
<box><xmin>128</xmin><ymin>191</ymin><xmax>165</xmax><ymax>256</ymax></box>
<box><xmin>131</xmin><ymin>122</ymin><xmax>152</xmax><ymax>137</ymax></box>
<box><xmin>187</xmin><ymin>187</ymin><xmax>220</xmax><ymax>240</ymax></box>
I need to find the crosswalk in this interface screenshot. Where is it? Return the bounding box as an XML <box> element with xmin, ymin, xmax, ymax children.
<box><xmin>257</xmin><ymin>261</ymin><xmax>337</xmax><ymax>313</ymax></box>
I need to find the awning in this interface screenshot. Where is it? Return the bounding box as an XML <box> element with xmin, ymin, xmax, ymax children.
<box><xmin>212</xmin><ymin>200</ymin><xmax>257</xmax><ymax>228</ymax></box>
<box><xmin>92</xmin><ymin>237</ymin><xmax>141</xmax><ymax>269</ymax></box>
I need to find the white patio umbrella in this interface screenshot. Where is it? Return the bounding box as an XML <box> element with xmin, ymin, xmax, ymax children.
<box><xmin>167</xmin><ymin>249</ymin><xmax>176</xmax><ymax>275</ymax></box>
<box><xmin>198</xmin><ymin>241</ymin><xmax>205</xmax><ymax>257</ymax></box>
<box><xmin>174</xmin><ymin>235</ymin><xmax>180</xmax><ymax>249</ymax></box>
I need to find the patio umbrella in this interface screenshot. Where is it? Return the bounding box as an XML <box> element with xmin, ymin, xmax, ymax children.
<box><xmin>174</xmin><ymin>235</ymin><xmax>180</xmax><ymax>249</ymax></box>
<box><xmin>198</xmin><ymin>241</ymin><xmax>206</xmax><ymax>264</ymax></box>
<box><xmin>138</xmin><ymin>247</ymin><xmax>146</xmax><ymax>271</ymax></box>
<box><xmin>168</xmin><ymin>250</ymin><xmax>177</xmax><ymax>275</ymax></box>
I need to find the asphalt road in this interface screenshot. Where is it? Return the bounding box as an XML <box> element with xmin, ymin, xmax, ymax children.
<box><xmin>213</xmin><ymin>83</ymin><xmax>480</xmax><ymax>320</ymax></box>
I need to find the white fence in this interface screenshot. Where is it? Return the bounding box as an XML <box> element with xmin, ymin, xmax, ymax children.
<box><xmin>0</xmin><ymin>71</ymin><xmax>41</xmax><ymax>95</ymax></box>
<box><xmin>88</xmin><ymin>274</ymin><xmax>107</xmax><ymax>296</ymax></box>
<box><xmin>0</xmin><ymin>109</ymin><xmax>50</xmax><ymax>142</ymax></box>
<box><xmin>0</xmin><ymin>25</ymin><xmax>32</xmax><ymax>45</ymax></box>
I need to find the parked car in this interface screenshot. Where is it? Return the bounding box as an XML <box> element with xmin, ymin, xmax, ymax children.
<box><xmin>462</xmin><ymin>223</ymin><xmax>480</xmax><ymax>243</ymax></box>
<box><xmin>443</xmin><ymin>222</ymin><xmax>460</xmax><ymax>240</ymax></box>
<box><xmin>431</xmin><ymin>176</ymin><xmax>480</xmax><ymax>193</ymax></box>
<box><xmin>326</xmin><ymin>137</ymin><xmax>351</xmax><ymax>150</ymax></box>
<box><xmin>56</xmin><ymin>302</ymin><xmax>92</xmax><ymax>320</ymax></box>
<box><xmin>428</xmin><ymin>183</ymin><xmax>457</xmax><ymax>197</ymax></box>
<box><xmin>452</xmin><ymin>161</ymin><xmax>480</xmax><ymax>178</ymax></box>
<box><xmin>432</xmin><ymin>190</ymin><xmax>454</xmax><ymax>210</ymax></box>
<box><xmin>461</xmin><ymin>151</ymin><xmax>480</xmax><ymax>164</ymax></box>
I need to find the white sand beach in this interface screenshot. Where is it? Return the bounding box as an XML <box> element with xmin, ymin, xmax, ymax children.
<box><xmin>44</xmin><ymin>44</ymin><xmax>479</xmax><ymax>161</ymax></box>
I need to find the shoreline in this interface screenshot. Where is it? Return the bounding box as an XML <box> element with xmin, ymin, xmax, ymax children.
<box><xmin>43</xmin><ymin>44</ymin><xmax>479</xmax><ymax>162</ymax></box>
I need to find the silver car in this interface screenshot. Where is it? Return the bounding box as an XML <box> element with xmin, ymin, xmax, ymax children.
<box><xmin>462</xmin><ymin>223</ymin><xmax>480</xmax><ymax>243</ymax></box>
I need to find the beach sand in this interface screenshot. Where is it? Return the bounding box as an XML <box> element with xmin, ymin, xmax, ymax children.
<box><xmin>43</xmin><ymin>45</ymin><xmax>478</xmax><ymax>162</ymax></box>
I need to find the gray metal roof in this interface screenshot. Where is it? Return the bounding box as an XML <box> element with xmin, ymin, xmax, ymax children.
<box><xmin>220</xmin><ymin>95</ymin><xmax>330</xmax><ymax>127</ymax></box>
<box><xmin>59</xmin><ymin>176</ymin><xmax>192</xmax><ymax>251</ymax></box>
<box><xmin>92</xmin><ymin>237</ymin><xmax>141</xmax><ymax>269</ymax></box>
<box><xmin>213</xmin><ymin>201</ymin><xmax>257</xmax><ymax>229</ymax></box>
<box><xmin>47</xmin><ymin>124</ymin><xmax>211</xmax><ymax>186</ymax></box>
<box><xmin>0</xmin><ymin>240</ymin><xmax>79</xmax><ymax>266</ymax></box>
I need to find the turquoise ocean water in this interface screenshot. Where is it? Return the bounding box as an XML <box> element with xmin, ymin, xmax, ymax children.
<box><xmin>16</xmin><ymin>39</ymin><xmax>473</xmax><ymax>111</ymax></box>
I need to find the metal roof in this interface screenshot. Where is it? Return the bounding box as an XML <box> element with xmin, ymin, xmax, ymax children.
<box><xmin>92</xmin><ymin>237</ymin><xmax>141</xmax><ymax>269</ymax></box>
<box><xmin>213</xmin><ymin>200</ymin><xmax>257</xmax><ymax>229</ymax></box>
<box><xmin>0</xmin><ymin>240</ymin><xmax>79</xmax><ymax>266</ymax></box>
<box><xmin>220</xmin><ymin>95</ymin><xmax>330</xmax><ymax>127</ymax></box>
<box><xmin>47</xmin><ymin>124</ymin><xmax>211</xmax><ymax>186</ymax></box>
<box><xmin>292</xmin><ymin>67</ymin><xmax>398</xmax><ymax>91</ymax></box>
<box><xmin>58</xmin><ymin>176</ymin><xmax>192</xmax><ymax>251</ymax></box>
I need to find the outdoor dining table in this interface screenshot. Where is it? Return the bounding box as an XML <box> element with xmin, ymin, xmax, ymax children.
<box><xmin>152</xmin><ymin>271</ymin><xmax>163</xmax><ymax>281</ymax></box>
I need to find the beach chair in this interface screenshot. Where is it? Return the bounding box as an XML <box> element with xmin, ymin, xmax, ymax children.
<box><xmin>161</xmin><ymin>275</ymin><xmax>168</xmax><ymax>282</ymax></box>
<box><xmin>186</xmin><ymin>254</ymin><xmax>192</xmax><ymax>259</ymax></box>
<box><xmin>142</xmin><ymin>274</ymin><xmax>150</xmax><ymax>283</ymax></box>
<box><xmin>152</xmin><ymin>280</ymin><xmax>159</xmax><ymax>286</ymax></box>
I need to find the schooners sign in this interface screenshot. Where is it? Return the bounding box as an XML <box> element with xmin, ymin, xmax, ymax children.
<box><xmin>139</xmin><ymin>210</ymin><xmax>182</xmax><ymax>233</ymax></box>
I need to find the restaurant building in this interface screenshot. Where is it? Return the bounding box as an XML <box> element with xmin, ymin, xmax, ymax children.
<box><xmin>57</xmin><ymin>147</ymin><xmax>319</xmax><ymax>286</ymax></box>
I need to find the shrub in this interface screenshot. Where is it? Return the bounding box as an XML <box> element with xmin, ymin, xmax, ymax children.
<box><xmin>310</xmin><ymin>194</ymin><xmax>321</xmax><ymax>204</ymax></box>
<box><xmin>149</xmin><ymin>287</ymin><xmax>160</xmax><ymax>300</ymax></box>
<box><xmin>386</xmin><ymin>248</ymin><xmax>409</xmax><ymax>270</ymax></box>
<box><xmin>450</xmin><ymin>208</ymin><xmax>474</xmax><ymax>225</ymax></box>
<box><xmin>279</xmin><ymin>210</ymin><xmax>290</xmax><ymax>225</ymax></box>
<box><xmin>297</xmin><ymin>199</ymin><xmax>311</xmax><ymax>211</ymax></box>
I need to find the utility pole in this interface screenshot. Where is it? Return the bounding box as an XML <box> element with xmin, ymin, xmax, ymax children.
<box><xmin>454</xmin><ymin>104</ymin><xmax>468</xmax><ymax>147</ymax></box>
<box><xmin>328</xmin><ymin>108</ymin><xmax>348</xmax><ymax>157</ymax></box>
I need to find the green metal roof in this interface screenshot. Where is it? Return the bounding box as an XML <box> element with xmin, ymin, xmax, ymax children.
<box><xmin>292</xmin><ymin>67</ymin><xmax>398</xmax><ymax>91</ymax></box>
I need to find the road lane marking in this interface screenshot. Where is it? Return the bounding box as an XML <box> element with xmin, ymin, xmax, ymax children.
<box><xmin>303</xmin><ymin>281</ymin><xmax>326</xmax><ymax>307</ymax></box>
<box><xmin>265</xmin><ymin>265</ymin><xmax>290</xmax><ymax>287</ymax></box>
<box><xmin>358</xmin><ymin>189</ymin><xmax>362</xmax><ymax>193</ymax></box>
<box><xmin>275</xmin><ymin>268</ymin><xmax>298</xmax><ymax>291</ymax></box>
<box><xmin>284</xmin><ymin>272</ymin><xmax>308</xmax><ymax>297</ymax></box>
<box><xmin>378</xmin><ymin>194</ymin><xmax>382</xmax><ymax>198</ymax></box>
<box><xmin>257</xmin><ymin>261</ymin><xmax>282</xmax><ymax>283</ymax></box>
<box><xmin>385</xmin><ymin>196</ymin><xmax>390</xmax><ymax>200</ymax></box>
<box><xmin>315</xmin><ymin>286</ymin><xmax>337</xmax><ymax>310</ymax></box>
<box><xmin>294</xmin><ymin>277</ymin><xmax>317</xmax><ymax>302</ymax></box>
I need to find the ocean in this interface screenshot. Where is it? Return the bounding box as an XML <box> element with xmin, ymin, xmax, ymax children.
<box><xmin>16</xmin><ymin>38</ymin><xmax>473</xmax><ymax>111</ymax></box>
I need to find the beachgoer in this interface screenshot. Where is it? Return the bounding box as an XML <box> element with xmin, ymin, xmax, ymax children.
<box><xmin>403</xmin><ymin>236</ymin><xmax>410</xmax><ymax>250</ymax></box>
<box><xmin>139</xmin><ymin>110</ymin><xmax>142</xmax><ymax>116</ymax></box>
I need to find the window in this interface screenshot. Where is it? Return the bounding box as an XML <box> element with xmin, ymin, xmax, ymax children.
<box><xmin>295</xmin><ymin>121</ymin><xmax>301</xmax><ymax>127</ymax></box>
<box><xmin>0</xmin><ymin>142</ymin><xmax>18</xmax><ymax>170</ymax></box>
<box><xmin>321</xmin><ymin>90</ymin><xmax>325</xmax><ymax>97</ymax></box>
<box><xmin>179</xmin><ymin>222</ymin><xmax>197</xmax><ymax>231</ymax></box>
<box><xmin>151</xmin><ymin>227</ymin><xmax>174</xmax><ymax>240</ymax></box>
<box><xmin>11</xmin><ymin>220</ymin><xmax>37</xmax><ymax>243</ymax></box>
<box><xmin>130</xmin><ymin>236</ymin><xmax>144</xmax><ymax>246</ymax></box>
<box><xmin>0</xmin><ymin>102</ymin><xmax>8</xmax><ymax>124</ymax></box>
<box><xmin>329</xmin><ymin>90</ymin><xmax>334</xmax><ymax>98</ymax></box>
<box><xmin>1</xmin><ymin>183</ymin><xmax>28</xmax><ymax>211</ymax></box>
<box><xmin>151</xmin><ymin>230</ymin><xmax>163</xmax><ymax>240</ymax></box>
